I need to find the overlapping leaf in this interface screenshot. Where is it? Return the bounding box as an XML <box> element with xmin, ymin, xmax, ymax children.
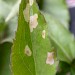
<box><xmin>0</xmin><ymin>42</ymin><xmax>12</xmax><ymax>75</ymax></box>
<box><xmin>44</xmin><ymin>14</ymin><xmax>75</xmax><ymax>64</ymax></box>
<box><xmin>43</xmin><ymin>0</ymin><xmax>70</xmax><ymax>29</ymax></box>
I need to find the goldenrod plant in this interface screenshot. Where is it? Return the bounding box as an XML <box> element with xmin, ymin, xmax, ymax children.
<box><xmin>0</xmin><ymin>0</ymin><xmax>75</xmax><ymax>75</ymax></box>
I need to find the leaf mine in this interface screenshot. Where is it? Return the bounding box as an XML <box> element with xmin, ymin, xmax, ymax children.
<box><xmin>46</xmin><ymin>52</ymin><xmax>54</xmax><ymax>65</ymax></box>
<box><xmin>30</xmin><ymin>14</ymin><xmax>38</xmax><ymax>32</ymax></box>
<box><xmin>24</xmin><ymin>45</ymin><xmax>32</xmax><ymax>56</ymax></box>
<box><xmin>42</xmin><ymin>30</ymin><xmax>46</xmax><ymax>39</ymax></box>
<box><xmin>23</xmin><ymin>3</ymin><xmax>29</xmax><ymax>22</ymax></box>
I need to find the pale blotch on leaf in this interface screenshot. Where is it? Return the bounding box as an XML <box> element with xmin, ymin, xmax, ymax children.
<box><xmin>42</xmin><ymin>30</ymin><xmax>46</xmax><ymax>39</ymax></box>
<box><xmin>30</xmin><ymin>14</ymin><xmax>38</xmax><ymax>32</ymax></box>
<box><xmin>24</xmin><ymin>45</ymin><xmax>32</xmax><ymax>56</ymax></box>
<box><xmin>23</xmin><ymin>3</ymin><xmax>29</xmax><ymax>22</ymax></box>
<box><xmin>29</xmin><ymin>0</ymin><xmax>34</xmax><ymax>6</ymax></box>
<box><xmin>46</xmin><ymin>52</ymin><xmax>54</xmax><ymax>65</ymax></box>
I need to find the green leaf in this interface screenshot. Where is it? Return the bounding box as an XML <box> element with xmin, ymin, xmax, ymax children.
<box><xmin>0</xmin><ymin>18</ymin><xmax>6</xmax><ymax>33</ymax></box>
<box><xmin>11</xmin><ymin>0</ymin><xmax>57</xmax><ymax>75</ymax></box>
<box><xmin>70</xmin><ymin>59</ymin><xmax>75</xmax><ymax>75</ymax></box>
<box><xmin>0</xmin><ymin>42</ymin><xmax>12</xmax><ymax>75</ymax></box>
<box><xmin>43</xmin><ymin>0</ymin><xmax>70</xmax><ymax>29</ymax></box>
<box><xmin>44</xmin><ymin>14</ymin><xmax>75</xmax><ymax>64</ymax></box>
<box><xmin>71</xmin><ymin>68</ymin><xmax>75</xmax><ymax>75</ymax></box>
<box><xmin>11</xmin><ymin>1</ymin><xmax>35</xmax><ymax>75</ymax></box>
